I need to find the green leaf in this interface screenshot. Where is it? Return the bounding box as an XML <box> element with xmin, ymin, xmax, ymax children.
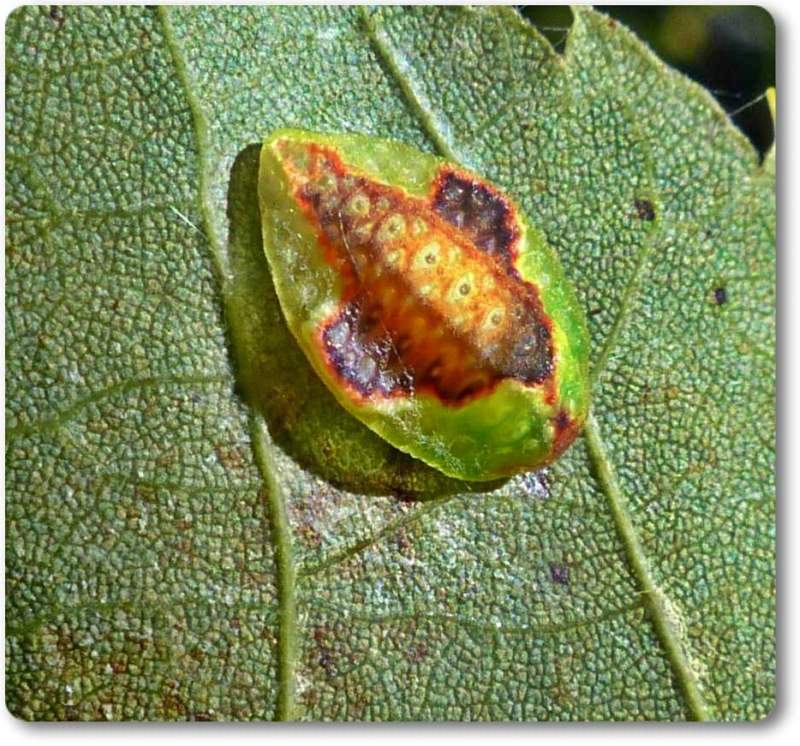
<box><xmin>5</xmin><ymin>5</ymin><xmax>775</xmax><ymax>721</ymax></box>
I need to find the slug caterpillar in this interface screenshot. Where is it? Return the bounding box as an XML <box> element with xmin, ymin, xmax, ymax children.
<box><xmin>259</xmin><ymin>129</ymin><xmax>590</xmax><ymax>481</ymax></box>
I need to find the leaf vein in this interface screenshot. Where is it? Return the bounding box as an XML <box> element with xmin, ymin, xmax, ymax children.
<box><xmin>584</xmin><ymin>413</ymin><xmax>711</xmax><ymax>720</ymax></box>
<box><xmin>5</xmin><ymin>375</ymin><xmax>227</xmax><ymax>442</ymax></box>
<box><xmin>313</xmin><ymin>599</ymin><xmax>644</xmax><ymax>640</ymax></box>
<box><xmin>361</xmin><ymin>7</ymin><xmax>460</xmax><ymax>163</ymax></box>
<box><xmin>158</xmin><ymin>7</ymin><xmax>298</xmax><ymax>722</ymax></box>
<box><xmin>297</xmin><ymin>495</ymin><xmax>455</xmax><ymax>580</ymax></box>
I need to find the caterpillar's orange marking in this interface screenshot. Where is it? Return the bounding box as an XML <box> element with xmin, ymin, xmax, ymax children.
<box><xmin>275</xmin><ymin>140</ymin><xmax>554</xmax><ymax>404</ymax></box>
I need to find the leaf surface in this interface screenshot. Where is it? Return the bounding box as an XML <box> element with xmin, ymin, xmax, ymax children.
<box><xmin>5</xmin><ymin>5</ymin><xmax>775</xmax><ymax>720</ymax></box>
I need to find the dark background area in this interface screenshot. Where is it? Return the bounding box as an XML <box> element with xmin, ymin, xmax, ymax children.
<box><xmin>520</xmin><ymin>5</ymin><xmax>776</xmax><ymax>157</ymax></box>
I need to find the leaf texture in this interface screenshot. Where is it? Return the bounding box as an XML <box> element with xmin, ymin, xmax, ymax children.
<box><xmin>5</xmin><ymin>5</ymin><xmax>775</xmax><ymax>720</ymax></box>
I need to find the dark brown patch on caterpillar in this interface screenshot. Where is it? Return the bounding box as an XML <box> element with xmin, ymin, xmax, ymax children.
<box><xmin>321</xmin><ymin>300</ymin><xmax>413</xmax><ymax>398</ymax></box>
<box><xmin>432</xmin><ymin>168</ymin><xmax>520</xmax><ymax>267</ymax></box>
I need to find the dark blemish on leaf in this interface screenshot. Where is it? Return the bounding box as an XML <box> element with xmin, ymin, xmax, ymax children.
<box><xmin>55</xmin><ymin>628</ymin><xmax>76</xmax><ymax>658</ymax></box>
<box><xmin>634</xmin><ymin>198</ymin><xmax>656</xmax><ymax>221</ymax></box>
<box><xmin>109</xmin><ymin>658</ymin><xmax>127</xmax><ymax>674</ymax></box>
<box><xmin>214</xmin><ymin>444</ymin><xmax>246</xmax><ymax>470</ymax></box>
<box><xmin>714</xmin><ymin>286</ymin><xmax>728</xmax><ymax>305</ymax></box>
<box><xmin>161</xmin><ymin>691</ymin><xmax>188</xmax><ymax>719</ymax></box>
<box><xmin>588</xmin><ymin>307</ymin><xmax>603</xmax><ymax>317</ymax></box>
<box><xmin>392</xmin><ymin>488</ymin><xmax>417</xmax><ymax>504</ymax></box>
<box><xmin>322</xmin><ymin>300</ymin><xmax>413</xmax><ymax>398</ymax></box>
<box><xmin>49</xmin><ymin>5</ymin><xmax>65</xmax><ymax>29</ymax></box>
<box><xmin>506</xmin><ymin>322</ymin><xmax>553</xmax><ymax>383</ymax></box>
<box><xmin>407</xmin><ymin>643</ymin><xmax>428</xmax><ymax>663</ymax></box>
<box><xmin>318</xmin><ymin>651</ymin><xmax>335</xmax><ymax>676</ymax></box>
<box><xmin>229</xmin><ymin>617</ymin><xmax>241</xmax><ymax>630</ymax></box>
<box><xmin>432</xmin><ymin>168</ymin><xmax>520</xmax><ymax>267</ymax></box>
<box><xmin>312</xmin><ymin>625</ymin><xmax>338</xmax><ymax>678</ymax></box>
<box><xmin>302</xmin><ymin>688</ymin><xmax>321</xmax><ymax>709</ymax></box>
<box><xmin>297</xmin><ymin>522</ymin><xmax>322</xmax><ymax>548</ymax></box>
<box><xmin>260</xmin><ymin>625</ymin><xmax>275</xmax><ymax>643</ymax></box>
<box><xmin>396</xmin><ymin>527</ymin><xmax>412</xmax><ymax>553</ymax></box>
<box><xmin>549</xmin><ymin>561</ymin><xmax>570</xmax><ymax>585</ymax></box>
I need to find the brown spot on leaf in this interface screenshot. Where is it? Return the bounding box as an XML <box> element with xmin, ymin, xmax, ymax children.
<box><xmin>407</xmin><ymin>643</ymin><xmax>428</xmax><ymax>663</ymax></box>
<box><xmin>549</xmin><ymin>561</ymin><xmax>570</xmax><ymax>586</ymax></box>
<box><xmin>160</xmin><ymin>689</ymin><xmax>187</xmax><ymax>719</ymax></box>
<box><xmin>49</xmin><ymin>6</ymin><xmax>65</xmax><ymax>30</ymax></box>
<box><xmin>634</xmin><ymin>198</ymin><xmax>656</xmax><ymax>221</ymax></box>
<box><xmin>396</xmin><ymin>527</ymin><xmax>412</xmax><ymax>554</ymax></box>
<box><xmin>214</xmin><ymin>444</ymin><xmax>246</xmax><ymax>470</ymax></box>
<box><xmin>111</xmin><ymin>659</ymin><xmax>127</xmax><ymax>674</ymax></box>
<box><xmin>312</xmin><ymin>625</ymin><xmax>338</xmax><ymax>678</ymax></box>
<box><xmin>297</xmin><ymin>522</ymin><xmax>322</xmax><ymax>548</ymax></box>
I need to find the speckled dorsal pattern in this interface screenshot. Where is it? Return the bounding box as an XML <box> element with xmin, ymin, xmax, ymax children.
<box><xmin>277</xmin><ymin>139</ymin><xmax>554</xmax><ymax>404</ymax></box>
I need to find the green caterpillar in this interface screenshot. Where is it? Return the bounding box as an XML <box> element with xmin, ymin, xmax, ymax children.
<box><xmin>259</xmin><ymin>129</ymin><xmax>590</xmax><ymax>481</ymax></box>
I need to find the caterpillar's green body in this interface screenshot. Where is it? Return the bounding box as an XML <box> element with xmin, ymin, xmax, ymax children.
<box><xmin>259</xmin><ymin>129</ymin><xmax>590</xmax><ymax>481</ymax></box>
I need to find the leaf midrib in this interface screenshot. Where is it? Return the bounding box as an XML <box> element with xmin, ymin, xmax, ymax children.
<box><xmin>160</xmin><ymin>4</ymin><xmax>712</xmax><ymax>722</ymax></box>
<box><xmin>159</xmin><ymin>7</ymin><xmax>299</xmax><ymax>720</ymax></box>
